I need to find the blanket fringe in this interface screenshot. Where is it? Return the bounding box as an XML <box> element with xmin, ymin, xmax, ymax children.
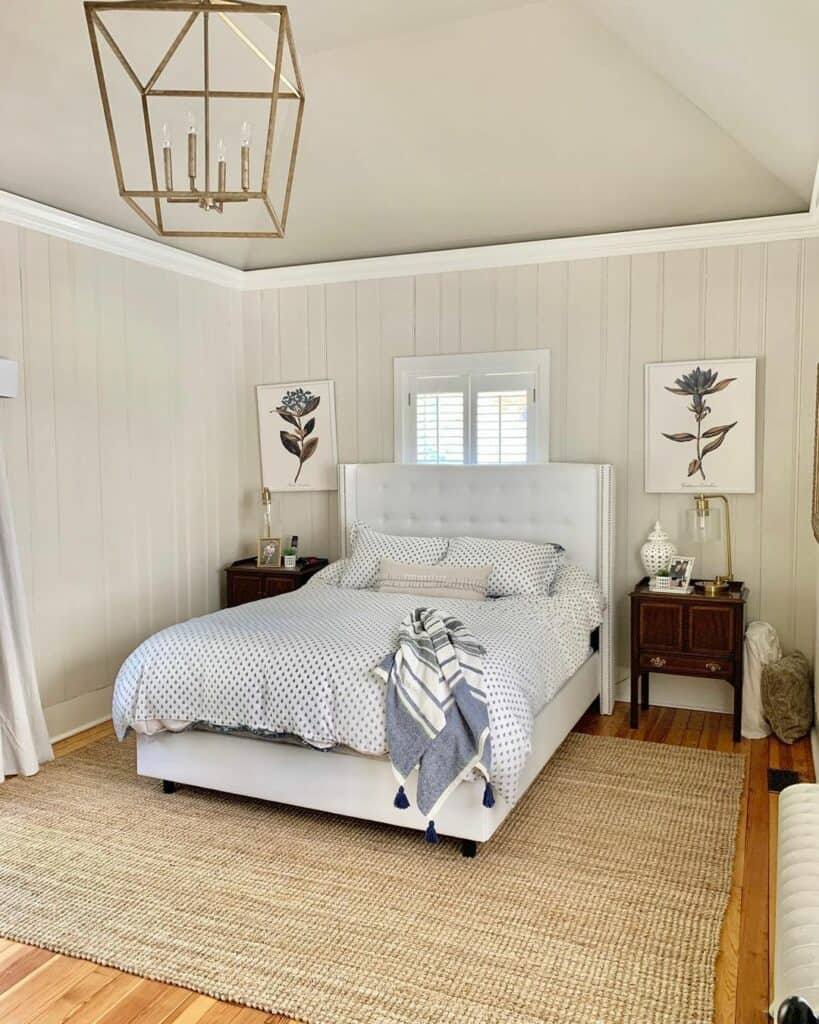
<box><xmin>482</xmin><ymin>781</ymin><xmax>495</xmax><ymax>808</ymax></box>
<box><xmin>425</xmin><ymin>820</ymin><xmax>439</xmax><ymax>844</ymax></box>
<box><xmin>393</xmin><ymin>785</ymin><xmax>410</xmax><ymax>810</ymax></box>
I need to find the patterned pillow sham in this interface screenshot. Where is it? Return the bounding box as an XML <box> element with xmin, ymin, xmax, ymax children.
<box><xmin>442</xmin><ymin>536</ymin><xmax>565</xmax><ymax>597</ymax></box>
<box><xmin>338</xmin><ymin>523</ymin><xmax>449</xmax><ymax>589</ymax></box>
<box><xmin>375</xmin><ymin>558</ymin><xmax>491</xmax><ymax>601</ymax></box>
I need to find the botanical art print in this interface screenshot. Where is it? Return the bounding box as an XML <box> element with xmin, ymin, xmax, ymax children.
<box><xmin>277</xmin><ymin>387</ymin><xmax>321</xmax><ymax>484</ymax></box>
<box><xmin>256</xmin><ymin>380</ymin><xmax>338</xmax><ymax>492</ymax></box>
<box><xmin>645</xmin><ymin>358</ymin><xmax>756</xmax><ymax>494</ymax></box>
<box><xmin>661</xmin><ymin>367</ymin><xmax>736</xmax><ymax>482</ymax></box>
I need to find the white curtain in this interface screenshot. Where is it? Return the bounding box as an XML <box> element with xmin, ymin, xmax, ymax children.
<box><xmin>0</xmin><ymin>444</ymin><xmax>53</xmax><ymax>781</ymax></box>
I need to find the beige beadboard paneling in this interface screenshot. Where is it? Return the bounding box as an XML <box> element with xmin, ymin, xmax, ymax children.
<box><xmin>244</xmin><ymin>240</ymin><xmax>818</xmax><ymax>711</ymax></box>
<box><xmin>0</xmin><ymin>224</ymin><xmax>243</xmax><ymax>738</ymax></box>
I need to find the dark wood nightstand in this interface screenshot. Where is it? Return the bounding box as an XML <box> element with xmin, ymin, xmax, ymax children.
<box><xmin>630</xmin><ymin>578</ymin><xmax>747</xmax><ymax>741</ymax></box>
<box><xmin>224</xmin><ymin>557</ymin><xmax>329</xmax><ymax>608</ymax></box>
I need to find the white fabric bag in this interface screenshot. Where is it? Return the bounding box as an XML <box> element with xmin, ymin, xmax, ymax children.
<box><xmin>0</xmin><ymin>444</ymin><xmax>53</xmax><ymax>780</ymax></box>
<box><xmin>742</xmin><ymin>620</ymin><xmax>782</xmax><ymax>739</ymax></box>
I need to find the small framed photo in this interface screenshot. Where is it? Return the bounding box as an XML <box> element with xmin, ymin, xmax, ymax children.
<box><xmin>668</xmin><ymin>556</ymin><xmax>695</xmax><ymax>590</ymax></box>
<box><xmin>258</xmin><ymin>537</ymin><xmax>282</xmax><ymax>568</ymax></box>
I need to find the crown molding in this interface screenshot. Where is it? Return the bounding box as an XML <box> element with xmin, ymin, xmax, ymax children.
<box><xmin>2</xmin><ymin>186</ymin><xmax>819</xmax><ymax>293</ymax></box>
<box><xmin>241</xmin><ymin>208</ymin><xmax>819</xmax><ymax>289</ymax></box>
<box><xmin>0</xmin><ymin>191</ymin><xmax>243</xmax><ymax>289</ymax></box>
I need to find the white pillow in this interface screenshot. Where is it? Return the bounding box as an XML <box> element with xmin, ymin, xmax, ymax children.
<box><xmin>375</xmin><ymin>558</ymin><xmax>491</xmax><ymax>601</ymax></box>
<box><xmin>442</xmin><ymin>536</ymin><xmax>565</xmax><ymax>597</ymax></box>
<box><xmin>339</xmin><ymin>523</ymin><xmax>449</xmax><ymax>589</ymax></box>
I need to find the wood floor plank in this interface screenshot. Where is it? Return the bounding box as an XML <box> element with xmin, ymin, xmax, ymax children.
<box><xmin>183</xmin><ymin>1000</ymin><xmax>243</xmax><ymax>1024</ymax></box>
<box><xmin>699</xmin><ymin>711</ymin><xmax>721</xmax><ymax>751</ymax></box>
<box><xmin>59</xmin><ymin>972</ymin><xmax>143</xmax><ymax>1024</ymax></box>
<box><xmin>94</xmin><ymin>980</ymin><xmax>170</xmax><ymax>1024</ymax></box>
<box><xmin>27</xmin><ymin>967</ymin><xmax>118</xmax><ymax>1024</ymax></box>
<box><xmin>53</xmin><ymin>722</ymin><xmax>114</xmax><ymax>759</ymax></box>
<box><xmin>0</xmin><ymin>956</ymin><xmax>98</xmax><ymax>1024</ymax></box>
<box><xmin>645</xmin><ymin>706</ymin><xmax>675</xmax><ymax>744</ymax></box>
<box><xmin>735</xmin><ymin>738</ymin><xmax>770</xmax><ymax>1024</ymax></box>
<box><xmin>791</xmin><ymin>735</ymin><xmax>815</xmax><ymax>781</ymax></box>
<box><xmin>0</xmin><ymin>946</ymin><xmax>55</xmax><ymax>997</ymax></box>
<box><xmin>682</xmin><ymin>710</ymin><xmax>706</xmax><ymax>747</ymax></box>
<box><xmin>131</xmin><ymin>986</ymin><xmax>199</xmax><ymax>1023</ymax></box>
<box><xmin>665</xmin><ymin>708</ymin><xmax>690</xmax><ymax>746</ymax></box>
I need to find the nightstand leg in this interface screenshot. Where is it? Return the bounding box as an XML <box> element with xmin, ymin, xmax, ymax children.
<box><xmin>630</xmin><ymin>668</ymin><xmax>639</xmax><ymax>728</ymax></box>
<box><xmin>640</xmin><ymin>672</ymin><xmax>650</xmax><ymax>709</ymax></box>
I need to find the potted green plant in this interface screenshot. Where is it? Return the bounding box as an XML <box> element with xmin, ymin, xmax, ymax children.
<box><xmin>283</xmin><ymin>546</ymin><xmax>297</xmax><ymax>569</ymax></box>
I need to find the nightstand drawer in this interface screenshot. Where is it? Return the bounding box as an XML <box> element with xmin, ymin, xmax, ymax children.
<box><xmin>639</xmin><ymin>652</ymin><xmax>733</xmax><ymax>677</ymax></box>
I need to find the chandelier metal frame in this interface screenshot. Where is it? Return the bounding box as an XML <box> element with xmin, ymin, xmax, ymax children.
<box><xmin>84</xmin><ymin>0</ymin><xmax>305</xmax><ymax>238</ymax></box>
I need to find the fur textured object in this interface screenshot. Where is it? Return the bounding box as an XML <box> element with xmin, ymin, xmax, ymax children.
<box><xmin>761</xmin><ymin>651</ymin><xmax>814</xmax><ymax>744</ymax></box>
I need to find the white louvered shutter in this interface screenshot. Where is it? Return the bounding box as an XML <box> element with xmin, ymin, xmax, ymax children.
<box><xmin>410</xmin><ymin>375</ymin><xmax>467</xmax><ymax>464</ymax></box>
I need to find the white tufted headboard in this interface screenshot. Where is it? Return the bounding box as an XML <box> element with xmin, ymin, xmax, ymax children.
<box><xmin>338</xmin><ymin>463</ymin><xmax>615</xmax><ymax>712</ymax></box>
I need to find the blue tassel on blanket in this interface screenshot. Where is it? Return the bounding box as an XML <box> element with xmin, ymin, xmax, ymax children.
<box><xmin>482</xmin><ymin>781</ymin><xmax>495</xmax><ymax>808</ymax></box>
<box><xmin>425</xmin><ymin>820</ymin><xmax>439</xmax><ymax>844</ymax></box>
<box><xmin>393</xmin><ymin>785</ymin><xmax>410</xmax><ymax>810</ymax></box>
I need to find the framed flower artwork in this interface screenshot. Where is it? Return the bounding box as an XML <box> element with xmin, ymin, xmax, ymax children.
<box><xmin>256</xmin><ymin>380</ymin><xmax>339</xmax><ymax>492</ymax></box>
<box><xmin>644</xmin><ymin>358</ymin><xmax>757</xmax><ymax>494</ymax></box>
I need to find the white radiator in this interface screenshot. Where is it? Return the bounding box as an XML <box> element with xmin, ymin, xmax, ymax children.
<box><xmin>773</xmin><ymin>784</ymin><xmax>819</xmax><ymax>1017</ymax></box>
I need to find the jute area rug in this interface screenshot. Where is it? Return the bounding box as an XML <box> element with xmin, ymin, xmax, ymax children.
<box><xmin>0</xmin><ymin>733</ymin><xmax>744</xmax><ymax>1024</ymax></box>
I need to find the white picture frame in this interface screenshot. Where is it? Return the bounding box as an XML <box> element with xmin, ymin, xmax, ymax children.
<box><xmin>257</xmin><ymin>379</ymin><xmax>339</xmax><ymax>492</ymax></box>
<box><xmin>645</xmin><ymin>357</ymin><xmax>757</xmax><ymax>494</ymax></box>
<box><xmin>668</xmin><ymin>555</ymin><xmax>695</xmax><ymax>590</ymax></box>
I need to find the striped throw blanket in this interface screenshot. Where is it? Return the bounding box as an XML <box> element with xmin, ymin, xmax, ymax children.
<box><xmin>373</xmin><ymin>608</ymin><xmax>492</xmax><ymax>843</ymax></box>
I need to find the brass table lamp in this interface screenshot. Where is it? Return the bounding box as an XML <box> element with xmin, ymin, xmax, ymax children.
<box><xmin>688</xmin><ymin>493</ymin><xmax>733</xmax><ymax>596</ymax></box>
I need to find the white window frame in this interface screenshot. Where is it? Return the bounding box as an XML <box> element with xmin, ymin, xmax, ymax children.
<box><xmin>394</xmin><ymin>349</ymin><xmax>550</xmax><ymax>465</ymax></box>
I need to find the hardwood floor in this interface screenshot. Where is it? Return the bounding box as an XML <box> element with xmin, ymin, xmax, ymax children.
<box><xmin>2</xmin><ymin>703</ymin><xmax>813</xmax><ymax>1024</ymax></box>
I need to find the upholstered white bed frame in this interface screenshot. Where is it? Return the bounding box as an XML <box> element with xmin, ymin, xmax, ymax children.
<box><xmin>137</xmin><ymin>462</ymin><xmax>614</xmax><ymax>850</ymax></box>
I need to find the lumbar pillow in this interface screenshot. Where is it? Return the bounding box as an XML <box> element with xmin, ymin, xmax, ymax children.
<box><xmin>375</xmin><ymin>558</ymin><xmax>491</xmax><ymax>601</ymax></box>
<box><xmin>442</xmin><ymin>536</ymin><xmax>565</xmax><ymax>597</ymax></box>
<box><xmin>339</xmin><ymin>523</ymin><xmax>449</xmax><ymax>589</ymax></box>
<box><xmin>761</xmin><ymin>651</ymin><xmax>814</xmax><ymax>744</ymax></box>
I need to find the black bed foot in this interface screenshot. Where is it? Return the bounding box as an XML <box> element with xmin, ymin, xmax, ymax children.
<box><xmin>461</xmin><ymin>839</ymin><xmax>477</xmax><ymax>858</ymax></box>
<box><xmin>162</xmin><ymin>779</ymin><xmax>177</xmax><ymax>794</ymax></box>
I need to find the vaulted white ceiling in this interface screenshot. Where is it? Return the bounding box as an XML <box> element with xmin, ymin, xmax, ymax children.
<box><xmin>0</xmin><ymin>0</ymin><xmax>814</xmax><ymax>269</ymax></box>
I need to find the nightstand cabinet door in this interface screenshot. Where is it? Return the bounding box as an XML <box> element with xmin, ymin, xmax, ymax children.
<box><xmin>687</xmin><ymin>605</ymin><xmax>734</xmax><ymax>655</ymax></box>
<box><xmin>229</xmin><ymin>575</ymin><xmax>264</xmax><ymax>607</ymax></box>
<box><xmin>638</xmin><ymin>602</ymin><xmax>684</xmax><ymax>650</ymax></box>
<box><xmin>263</xmin><ymin>576</ymin><xmax>295</xmax><ymax>598</ymax></box>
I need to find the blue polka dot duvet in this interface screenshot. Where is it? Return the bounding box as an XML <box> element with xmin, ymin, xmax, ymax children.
<box><xmin>112</xmin><ymin>560</ymin><xmax>603</xmax><ymax>804</ymax></box>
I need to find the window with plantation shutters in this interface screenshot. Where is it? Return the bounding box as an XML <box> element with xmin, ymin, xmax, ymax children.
<box><xmin>395</xmin><ymin>351</ymin><xmax>549</xmax><ymax>466</ymax></box>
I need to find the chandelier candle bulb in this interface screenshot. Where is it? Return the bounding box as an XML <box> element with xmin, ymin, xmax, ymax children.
<box><xmin>216</xmin><ymin>139</ymin><xmax>226</xmax><ymax>212</ymax></box>
<box><xmin>187</xmin><ymin>113</ymin><xmax>197</xmax><ymax>184</ymax></box>
<box><xmin>241</xmin><ymin>121</ymin><xmax>251</xmax><ymax>191</ymax></box>
<box><xmin>161</xmin><ymin>123</ymin><xmax>173</xmax><ymax>192</ymax></box>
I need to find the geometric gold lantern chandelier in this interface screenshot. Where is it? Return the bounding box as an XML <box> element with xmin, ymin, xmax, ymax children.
<box><xmin>84</xmin><ymin>0</ymin><xmax>304</xmax><ymax>238</ymax></box>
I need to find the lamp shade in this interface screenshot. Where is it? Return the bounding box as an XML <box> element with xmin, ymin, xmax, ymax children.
<box><xmin>686</xmin><ymin>502</ymin><xmax>723</xmax><ymax>543</ymax></box>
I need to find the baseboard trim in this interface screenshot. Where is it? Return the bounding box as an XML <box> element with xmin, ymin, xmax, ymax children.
<box><xmin>614</xmin><ymin>673</ymin><xmax>733</xmax><ymax>715</ymax></box>
<box><xmin>49</xmin><ymin>714</ymin><xmax>113</xmax><ymax>745</ymax></box>
<box><xmin>44</xmin><ymin>686</ymin><xmax>114</xmax><ymax>742</ymax></box>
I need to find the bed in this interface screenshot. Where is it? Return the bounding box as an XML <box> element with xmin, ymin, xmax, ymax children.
<box><xmin>120</xmin><ymin>462</ymin><xmax>615</xmax><ymax>853</ymax></box>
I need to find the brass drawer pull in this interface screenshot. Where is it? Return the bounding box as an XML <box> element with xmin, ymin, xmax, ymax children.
<box><xmin>649</xmin><ymin>656</ymin><xmax>666</xmax><ymax>668</ymax></box>
<box><xmin>706</xmin><ymin>662</ymin><xmax>722</xmax><ymax>673</ymax></box>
